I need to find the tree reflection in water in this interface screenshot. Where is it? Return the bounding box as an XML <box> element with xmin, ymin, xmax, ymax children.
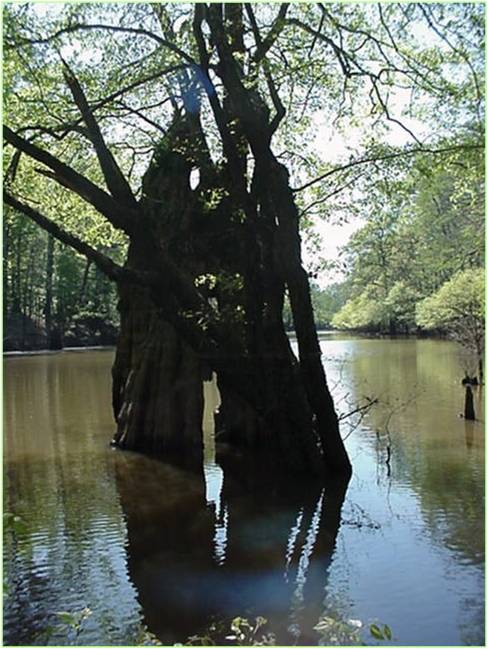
<box><xmin>114</xmin><ymin>445</ymin><xmax>349</xmax><ymax>646</ymax></box>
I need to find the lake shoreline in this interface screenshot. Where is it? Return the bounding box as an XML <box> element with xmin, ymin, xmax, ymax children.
<box><xmin>4</xmin><ymin>331</ymin><xmax>450</xmax><ymax>356</ymax></box>
<box><xmin>3</xmin><ymin>345</ymin><xmax>116</xmax><ymax>357</ymax></box>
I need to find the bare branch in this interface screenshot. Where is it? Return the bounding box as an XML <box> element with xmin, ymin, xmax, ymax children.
<box><xmin>339</xmin><ymin>397</ymin><xmax>378</xmax><ymax>422</ymax></box>
<box><xmin>114</xmin><ymin>100</ymin><xmax>169</xmax><ymax>135</ymax></box>
<box><xmin>300</xmin><ymin>171</ymin><xmax>366</xmax><ymax>216</ymax></box>
<box><xmin>371</xmin><ymin>79</ymin><xmax>422</xmax><ymax>144</ymax></box>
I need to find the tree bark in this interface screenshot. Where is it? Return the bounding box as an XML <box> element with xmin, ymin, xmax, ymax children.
<box><xmin>112</xmin><ymin>275</ymin><xmax>204</xmax><ymax>468</ymax></box>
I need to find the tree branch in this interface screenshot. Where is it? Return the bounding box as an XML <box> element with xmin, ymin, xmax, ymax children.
<box><xmin>245</xmin><ymin>4</ymin><xmax>286</xmax><ymax>133</ymax></box>
<box><xmin>114</xmin><ymin>99</ymin><xmax>169</xmax><ymax>135</ymax></box>
<box><xmin>3</xmin><ymin>191</ymin><xmax>217</xmax><ymax>329</ymax></box>
<box><xmin>192</xmin><ymin>4</ymin><xmax>253</xmax><ymax>187</ymax></box>
<box><xmin>4</xmin><ymin>190</ymin><xmax>128</xmax><ymax>282</ymax></box>
<box><xmin>13</xmin><ymin>23</ymin><xmax>196</xmax><ymax>65</ymax></box>
<box><xmin>4</xmin><ymin>126</ymin><xmax>136</xmax><ymax>233</ymax></box>
<box><xmin>292</xmin><ymin>143</ymin><xmax>484</xmax><ymax>193</ymax></box>
<box><xmin>62</xmin><ymin>62</ymin><xmax>137</xmax><ymax>206</ymax></box>
<box><xmin>3</xmin><ymin>191</ymin><xmax>240</xmax><ymax>361</ymax></box>
<box><xmin>300</xmin><ymin>171</ymin><xmax>366</xmax><ymax>216</ymax></box>
<box><xmin>287</xmin><ymin>17</ymin><xmax>352</xmax><ymax>78</ymax></box>
<box><xmin>18</xmin><ymin>64</ymin><xmax>186</xmax><ymax>143</ymax></box>
<box><xmin>250</xmin><ymin>3</ymin><xmax>289</xmax><ymax>64</ymax></box>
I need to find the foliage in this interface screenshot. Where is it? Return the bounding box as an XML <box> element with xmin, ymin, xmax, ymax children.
<box><xmin>283</xmin><ymin>281</ymin><xmax>351</xmax><ymax>330</ymax></box>
<box><xmin>385</xmin><ymin>282</ymin><xmax>419</xmax><ymax>330</ymax></box>
<box><xmin>183</xmin><ymin>616</ymin><xmax>275</xmax><ymax>647</ymax></box>
<box><xmin>314</xmin><ymin>614</ymin><xmax>363</xmax><ymax>645</ymax></box>
<box><xmin>416</xmin><ymin>268</ymin><xmax>485</xmax><ymax>357</ymax></box>
<box><xmin>329</xmin><ymin>146</ymin><xmax>484</xmax><ymax>333</ymax></box>
<box><xmin>36</xmin><ymin>607</ymin><xmax>92</xmax><ymax>645</ymax></box>
<box><xmin>312</xmin><ymin>281</ymin><xmax>352</xmax><ymax>329</ymax></box>
<box><xmin>331</xmin><ymin>289</ymin><xmax>386</xmax><ymax>331</ymax></box>
<box><xmin>369</xmin><ymin>623</ymin><xmax>393</xmax><ymax>642</ymax></box>
<box><xmin>4</xmin><ymin>208</ymin><xmax>120</xmax><ymax>349</ymax></box>
<box><xmin>183</xmin><ymin>613</ymin><xmax>394</xmax><ymax>647</ymax></box>
<box><xmin>132</xmin><ymin>626</ymin><xmax>163</xmax><ymax>646</ymax></box>
<box><xmin>224</xmin><ymin>616</ymin><xmax>275</xmax><ymax>646</ymax></box>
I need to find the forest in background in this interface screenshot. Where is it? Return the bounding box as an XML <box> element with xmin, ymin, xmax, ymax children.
<box><xmin>325</xmin><ymin>141</ymin><xmax>484</xmax><ymax>334</ymax></box>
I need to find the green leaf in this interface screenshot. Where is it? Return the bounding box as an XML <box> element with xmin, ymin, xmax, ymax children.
<box><xmin>56</xmin><ymin>611</ymin><xmax>77</xmax><ymax>626</ymax></box>
<box><xmin>370</xmin><ymin>623</ymin><xmax>384</xmax><ymax>639</ymax></box>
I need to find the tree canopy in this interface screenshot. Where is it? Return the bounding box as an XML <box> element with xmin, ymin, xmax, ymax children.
<box><xmin>4</xmin><ymin>2</ymin><xmax>483</xmax><ymax>232</ymax></box>
<box><xmin>4</xmin><ymin>2</ymin><xmax>483</xmax><ymax>327</ymax></box>
<box><xmin>416</xmin><ymin>268</ymin><xmax>484</xmax><ymax>358</ymax></box>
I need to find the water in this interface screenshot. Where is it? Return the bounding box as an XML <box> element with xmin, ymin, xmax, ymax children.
<box><xmin>3</xmin><ymin>338</ymin><xmax>484</xmax><ymax>646</ymax></box>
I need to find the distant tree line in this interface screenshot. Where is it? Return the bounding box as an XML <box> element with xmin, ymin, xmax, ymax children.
<box><xmin>328</xmin><ymin>144</ymin><xmax>484</xmax><ymax>337</ymax></box>
<box><xmin>283</xmin><ymin>281</ymin><xmax>351</xmax><ymax>332</ymax></box>
<box><xmin>3</xmin><ymin>210</ymin><xmax>120</xmax><ymax>350</ymax></box>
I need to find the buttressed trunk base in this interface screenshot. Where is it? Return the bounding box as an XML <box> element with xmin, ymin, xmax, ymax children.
<box><xmin>112</xmin><ymin>282</ymin><xmax>204</xmax><ymax>469</ymax></box>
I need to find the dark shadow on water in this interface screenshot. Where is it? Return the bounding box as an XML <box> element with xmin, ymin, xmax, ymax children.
<box><xmin>114</xmin><ymin>450</ymin><xmax>350</xmax><ymax>645</ymax></box>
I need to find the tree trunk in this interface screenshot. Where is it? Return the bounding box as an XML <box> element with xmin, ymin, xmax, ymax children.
<box><xmin>214</xmin><ymin>327</ymin><xmax>325</xmax><ymax>477</ymax></box>
<box><xmin>3</xmin><ymin>221</ymin><xmax>10</xmax><ymax>316</ymax></box>
<box><xmin>12</xmin><ymin>228</ymin><xmax>22</xmax><ymax>315</ymax></box>
<box><xmin>464</xmin><ymin>385</ymin><xmax>475</xmax><ymax>420</ymax></box>
<box><xmin>199</xmin><ymin>8</ymin><xmax>352</xmax><ymax>475</ymax></box>
<box><xmin>81</xmin><ymin>90</ymin><xmax>348</xmax><ymax>481</ymax></box>
<box><xmin>265</xmin><ymin>158</ymin><xmax>351</xmax><ymax>476</ymax></box>
<box><xmin>44</xmin><ymin>234</ymin><xmax>61</xmax><ymax>350</ymax></box>
<box><xmin>112</xmin><ymin>278</ymin><xmax>204</xmax><ymax>469</ymax></box>
<box><xmin>78</xmin><ymin>259</ymin><xmax>92</xmax><ymax>304</ymax></box>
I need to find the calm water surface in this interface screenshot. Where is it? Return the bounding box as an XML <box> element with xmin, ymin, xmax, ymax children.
<box><xmin>3</xmin><ymin>338</ymin><xmax>485</xmax><ymax>646</ymax></box>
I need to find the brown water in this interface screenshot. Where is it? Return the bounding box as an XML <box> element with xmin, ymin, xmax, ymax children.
<box><xmin>3</xmin><ymin>337</ymin><xmax>485</xmax><ymax>646</ymax></box>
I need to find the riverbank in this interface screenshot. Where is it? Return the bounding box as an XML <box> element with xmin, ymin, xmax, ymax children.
<box><xmin>4</xmin><ymin>328</ymin><xmax>448</xmax><ymax>354</ymax></box>
<box><xmin>3</xmin><ymin>312</ymin><xmax>118</xmax><ymax>352</ymax></box>
<box><xmin>4</xmin><ymin>346</ymin><xmax>115</xmax><ymax>357</ymax></box>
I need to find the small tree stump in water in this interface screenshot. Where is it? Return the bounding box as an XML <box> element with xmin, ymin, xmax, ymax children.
<box><xmin>464</xmin><ymin>385</ymin><xmax>475</xmax><ymax>421</ymax></box>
